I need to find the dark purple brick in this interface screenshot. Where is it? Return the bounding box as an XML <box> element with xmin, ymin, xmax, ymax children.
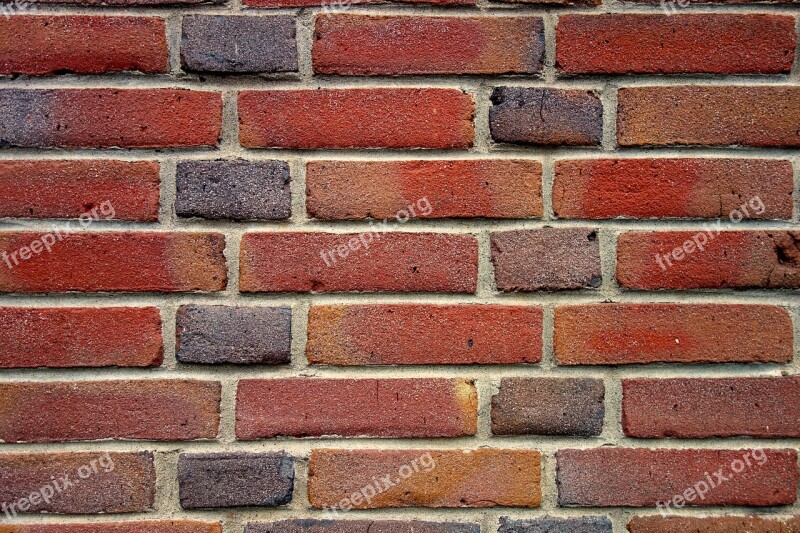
<box><xmin>181</xmin><ymin>16</ymin><xmax>297</xmax><ymax>74</ymax></box>
<box><xmin>246</xmin><ymin>520</ymin><xmax>481</xmax><ymax>533</ymax></box>
<box><xmin>491</xmin><ymin>228</ymin><xmax>601</xmax><ymax>291</ymax></box>
<box><xmin>492</xmin><ymin>378</ymin><xmax>605</xmax><ymax>436</ymax></box>
<box><xmin>499</xmin><ymin>517</ymin><xmax>612</xmax><ymax>533</ymax></box>
<box><xmin>178</xmin><ymin>452</ymin><xmax>294</xmax><ymax>509</ymax></box>
<box><xmin>176</xmin><ymin>305</ymin><xmax>291</xmax><ymax>365</ymax></box>
<box><xmin>489</xmin><ymin>87</ymin><xmax>602</xmax><ymax>146</ymax></box>
<box><xmin>176</xmin><ymin>160</ymin><xmax>291</xmax><ymax>221</ymax></box>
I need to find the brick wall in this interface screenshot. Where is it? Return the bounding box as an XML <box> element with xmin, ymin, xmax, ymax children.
<box><xmin>0</xmin><ymin>0</ymin><xmax>798</xmax><ymax>531</ymax></box>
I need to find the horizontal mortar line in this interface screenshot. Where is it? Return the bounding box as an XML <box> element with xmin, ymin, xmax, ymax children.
<box><xmin>0</xmin><ymin>289</ymin><xmax>798</xmax><ymax>305</ymax></box>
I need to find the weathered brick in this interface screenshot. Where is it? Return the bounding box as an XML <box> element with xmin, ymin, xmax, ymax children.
<box><xmin>0</xmin><ymin>380</ymin><xmax>220</xmax><ymax>443</ymax></box>
<box><xmin>313</xmin><ymin>15</ymin><xmax>543</xmax><ymax>75</ymax></box>
<box><xmin>618</xmin><ymin>86</ymin><xmax>800</xmax><ymax>147</ymax></box>
<box><xmin>498</xmin><ymin>517</ymin><xmax>612</xmax><ymax>533</ymax></box>
<box><xmin>557</xmin><ymin>448</ymin><xmax>798</xmax><ymax>507</ymax></box>
<box><xmin>239</xmin><ymin>232</ymin><xmax>478</xmax><ymax>293</ymax></box>
<box><xmin>553</xmin><ymin>158</ymin><xmax>793</xmax><ymax>220</ymax></box>
<box><xmin>623</xmin><ymin>377</ymin><xmax>800</xmax><ymax>438</ymax></box>
<box><xmin>176</xmin><ymin>305</ymin><xmax>291</xmax><ymax>365</ymax></box>
<box><xmin>176</xmin><ymin>160</ymin><xmax>291</xmax><ymax>221</ymax></box>
<box><xmin>554</xmin><ymin>304</ymin><xmax>792</xmax><ymax>365</ymax></box>
<box><xmin>307</xmin><ymin>304</ymin><xmax>542</xmax><ymax>365</ymax></box>
<box><xmin>181</xmin><ymin>16</ymin><xmax>297</xmax><ymax>73</ymax></box>
<box><xmin>617</xmin><ymin>231</ymin><xmax>800</xmax><ymax>289</ymax></box>
<box><xmin>306</xmin><ymin>160</ymin><xmax>542</xmax><ymax>220</ymax></box>
<box><xmin>491</xmin><ymin>378</ymin><xmax>604</xmax><ymax>436</ymax></box>
<box><xmin>0</xmin><ymin>307</ymin><xmax>163</xmax><ymax>368</ymax></box>
<box><xmin>628</xmin><ymin>515</ymin><xmax>800</xmax><ymax>533</ymax></box>
<box><xmin>178</xmin><ymin>452</ymin><xmax>294</xmax><ymax>509</ymax></box>
<box><xmin>0</xmin><ymin>16</ymin><xmax>168</xmax><ymax>75</ymax></box>
<box><xmin>493</xmin><ymin>0</ymin><xmax>599</xmax><ymax>5</ymax></box>
<box><xmin>308</xmin><ymin>449</ymin><xmax>541</xmax><ymax>508</ymax></box>
<box><xmin>0</xmin><ymin>89</ymin><xmax>221</xmax><ymax>149</ymax></box>
<box><xmin>557</xmin><ymin>15</ymin><xmax>795</xmax><ymax>74</ymax></box>
<box><xmin>491</xmin><ymin>228</ymin><xmax>601</xmax><ymax>291</ymax></box>
<box><xmin>0</xmin><ymin>523</ymin><xmax>222</xmax><ymax>533</ymax></box>
<box><xmin>0</xmin><ymin>232</ymin><xmax>227</xmax><ymax>293</ymax></box>
<box><xmin>490</xmin><ymin>88</ymin><xmax>602</xmax><ymax>146</ymax></box>
<box><xmin>246</xmin><ymin>520</ymin><xmax>479</xmax><ymax>533</ymax></box>
<box><xmin>236</xmin><ymin>378</ymin><xmax>477</xmax><ymax>439</ymax></box>
<box><xmin>9</xmin><ymin>0</ymin><xmax>223</xmax><ymax>4</ymax></box>
<box><xmin>0</xmin><ymin>160</ymin><xmax>160</xmax><ymax>221</ymax></box>
<box><xmin>245</xmin><ymin>0</ymin><xmax>473</xmax><ymax>7</ymax></box>
<box><xmin>238</xmin><ymin>89</ymin><xmax>474</xmax><ymax>149</ymax></box>
<box><xmin>0</xmin><ymin>452</ymin><xmax>155</xmax><ymax>515</ymax></box>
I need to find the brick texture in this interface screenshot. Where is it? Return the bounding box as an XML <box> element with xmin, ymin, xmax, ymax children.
<box><xmin>0</xmin><ymin>523</ymin><xmax>222</xmax><ymax>533</ymax></box>
<box><xmin>627</xmin><ymin>516</ymin><xmax>800</xmax><ymax>533</ymax></box>
<box><xmin>0</xmin><ymin>452</ymin><xmax>156</xmax><ymax>514</ymax></box>
<box><xmin>246</xmin><ymin>521</ymin><xmax>479</xmax><ymax>533</ymax></box>
<box><xmin>236</xmin><ymin>378</ymin><xmax>476</xmax><ymax>438</ymax></box>
<box><xmin>0</xmin><ymin>380</ymin><xmax>220</xmax><ymax>443</ymax></box>
<box><xmin>306</xmin><ymin>159</ymin><xmax>543</xmax><ymax>220</ymax></box>
<box><xmin>245</xmin><ymin>0</ymin><xmax>473</xmax><ymax>7</ymax></box>
<box><xmin>0</xmin><ymin>89</ymin><xmax>221</xmax><ymax>149</ymax></box>
<box><xmin>308</xmin><ymin>449</ymin><xmax>541</xmax><ymax>508</ymax></box>
<box><xmin>557</xmin><ymin>15</ymin><xmax>796</xmax><ymax>74</ymax></box>
<box><xmin>313</xmin><ymin>15</ymin><xmax>544</xmax><ymax>75</ymax></box>
<box><xmin>306</xmin><ymin>304</ymin><xmax>542</xmax><ymax>365</ymax></box>
<box><xmin>553</xmin><ymin>158</ymin><xmax>794</xmax><ymax>220</ymax></box>
<box><xmin>0</xmin><ymin>160</ymin><xmax>161</xmax><ymax>221</ymax></box>
<box><xmin>554</xmin><ymin>304</ymin><xmax>793</xmax><ymax>364</ymax></box>
<box><xmin>557</xmin><ymin>448</ymin><xmax>799</xmax><ymax>507</ymax></box>
<box><xmin>498</xmin><ymin>517</ymin><xmax>612</xmax><ymax>533</ymax></box>
<box><xmin>623</xmin><ymin>377</ymin><xmax>800</xmax><ymax>438</ymax></box>
<box><xmin>0</xmin><ymin>307</ymin><xmax>163</xmax><ymax>368</ymax></box>
<box><xmin>240</xmin><ymin>232</ymin><xmax>478</xmax><ymax>293</ymax></box>
<box><xmin>0</xmin><ymin>232</ymin><xmax>227</xmax><ymax>293</ymax></box>
<box><xmin>178</xmin><ymin>452</ymin><xmax>294</xmax><ymax>509</ymax></box>
<box><xmin>0</xmin><ymin>16</ymin><xmax>168</xmax><ymax>75</ymax></box>
<box><xmin>239</xmin><ymin>89</ymin><xmax>474</xmax><ymax>149</ymax></box>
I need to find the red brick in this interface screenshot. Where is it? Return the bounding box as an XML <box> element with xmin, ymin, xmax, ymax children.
<box><xmin>0</xmin><ymin>307</ymin><xmax>163</xmax><ymax>368</ymax></box>
<box><xmin>309</xmin><ymin>449</ymin><xmax>541</xmax><ymax>508</ymax></box>
<box><xmin>557</xmin><ymin>15</ymin><xmax>795</xmax><ymax>74</ymax></box>
<box><xmin>0</xmin><ymin>232</ymin><xmax>226</xmax><ymax>293</ymax></box>
<box><xmin>557</xmin><ymin>448</ymin><xmax>798</xmax><ymax>507</ymax></box>
<box><xmin>0</xmin><ymin>452</ymin><xmax>156</xmax><ymax>514</ymax></box>
<box><xmin>238</xmin><ymin>89</ymin><xmax>474</xmax><ymax>149</ymax></box>
<box><xmin>0</xmin><ymin>160</ymin><xmax>160</xmax><ymax>221</ymax></box>
<box><xmin>0</xmin><ymin>523</ymin><xmax>221</xmax><ymax>533</ymax></box>
<box><xmin>0</xmin><ymin>16</ymin><xmax>167</xmax><ymax>75</ymax></box>
<box><xmin>628</xmin><ymin>515</ymin><xmax>800</xmax><ymax>533</ymax></box>
<box><xmin>0</xmin><ymin>89</ymin><xmax>221</xmax><ymax>149</ymax></box>
<box><xmin>617</xmin><ymin>231</ymin><xmax>800</xmax><ymax>289</ymax></box>
<box><xmin>236</xmin><ymin>378</ymin><xmax>476</xmax><ymax>439</ymax></box>
<box><xmin>307</xmin><ymin>305</ymin><xmax>542</xmax><ymax>365</ymax></box>
<box><xmin>554</xmin><ymin>304</ymin><xmax>792</xmax><ymax>365</ymax></box>
<box><xmin>0</xmin><ymin>380</ymin><xmax>220</xmax><ymax>443</ymax></box>
<box><xmin>239</xmin><ymin>232</ymin><xmax>477</xmax><ymax>293</ymax></box>
<box><xmin>553</xmin><ymin>158</ymin><xmax>793</xmax><ymax>220</ymax></box>
<box><xmin>623</xmin><ymin>377</ymin><xmax>800</xmax><ymax>438</ymax></box>
<box><xmin>618</xmin><ymin>86</ymin><xmax>800</xmax><ymax>147</ymax></box>
<box><xmin>313</xmin><ymin>15</ymin><xmax>543</xmax><ymax>75</ymax></box>
<box><xmin>246</xmin><ymin>0</ymin><xmax>472</xmax><ymax>7</ymax></box>
<box><xmin>306</xmin><ymin>160</ymin><xmax>542</xmax><ymax>220</ymax></box>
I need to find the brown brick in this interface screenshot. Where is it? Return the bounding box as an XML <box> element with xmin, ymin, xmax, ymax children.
<box><xmin>237</xmin><ymin>378</ymin><xmax>476</xmax><ymax>439</ymax></box>
<box><xmin>618</xmin><ymin>86</ymin><xmax>800</xmax><ymax>147</ymax></box>
<box><xmin>554</xmin><ymin>304</ymin><xmax>793</xmax><ymax>365</ymax></box>
<box><xmin>0</xmin><ymin>523</ymin><xmax>222</xmax><ymax>533</ymax></box>
<box><xmin>309</xmin><ymin>449</ymin><xmax>541</xmax><ymax>509</ymax></box>
<box><xmin>307</xmin><ymin>304</ymin><xmax>542</xmax><ymax>365</ymax></box>
<box><xmin>491</xmin><ymin>228</ymin><xmax>601</xmax><ymax>291</ymax></box>
<box><xmin>0</xmin><ymin>452</ymin><xmax>156</xmax><ymax>515</ymax></box>
<box><xmin>627</xmin><ymin>515</ymin><xmax>800</xmax><ymax>533</ymax></box>
<box><xmin>246</xmin><ymin>521</ymin><xmax>479</xmax><ymax>533</ymax></box>
<box><xmin>491</xmin><ymin>378</ymin><xmax>604</xmax><ymax>436</ymax></box>
<box><xmin>557</xmin><ymin>448</ymin><xmax>798</xmax><ymax>507</ymax></box>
